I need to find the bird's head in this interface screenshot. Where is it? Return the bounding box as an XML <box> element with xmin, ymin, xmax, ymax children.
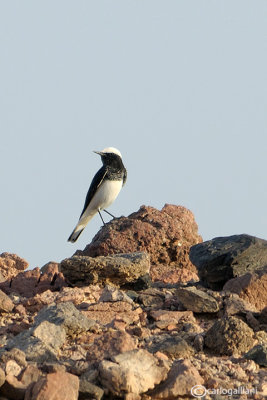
<box><xmin>94</xmin><ymin>147</ymin><xmax>123</xmax><ymax>167</ymax></box>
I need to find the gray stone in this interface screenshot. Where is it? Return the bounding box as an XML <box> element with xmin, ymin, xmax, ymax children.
<box><xmin>60</xmin><ymin>252</ymin><xmax>150</xmax><ymax>287</ymax></box>
<box><xmin>205</xmin><ymin>316</ymin><xmax>255</xmax><ymax>356</ymax></box>
<box><xmin>190</xmin><ymin>234</ymin><xmax>267</xmax><ymax>289</ymax></box>
<box><xmin>32</xmin><ymin>321</ymin><xmax>66</xmax><ymax>350</ymax></box>
<box><xmin>79</xmin><ymin>379</ymin><xmax>104</xmax><ymax>400</ymax></box>
<box><xmin>176</xmin><ymin>286</ymin><xmax>219</xmax><ymax>313</ymax></box>
<box><xmin>6</xmin><ymin>302</ymin><xmax>96</xmax><ymax>362</ymax></box>
<box><xmin>34</xmin><ymin>301</ymin><xmax>96</xmax><ymax>336</ymax></box>
<box><xmin>245</xmin><ymin>344</ymin><xmax>267</xmax><ymax>367</ymax></box>
<box><xmin>0</xmin><ymin>348</ymin><xmax>27</xmax><ymax>369</ymax></box>
<box><xmin>99</xmin><ymin>285</ymin><xmax>133</xmax><ymax>304</ymax></box>
<box><xmin>138</xmin><ymin>288</ymin><xmax>165</xmax><ymax>308</ymax></box>
<box><xmin>147</xmin><ymin>334</ymin><xmax>194</xmax><ymax>359</ymax></box>
<box><xmin>7</xmin><ymin>333</ymin><xmax>58</xmax><ymax>363</ymax></box>
<box><xmin>0</xmin><ymin>289</ymin><xmax>14</xmax><ymax>313</ymax></box>
<box><xmin>99</xmin><ymin>349</ymin><xmax>169</xmax><ymax>396</ymax></box>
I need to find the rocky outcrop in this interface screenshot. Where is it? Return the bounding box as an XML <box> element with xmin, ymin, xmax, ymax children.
<box><xmin>0</xmin><ymin>263</ymin><xmax>67</xmax><ymax>298</ymax></box>
<box><xmin>190</xmin><ymin>234</ymin><xmax>267</xmax><ymax>289</ymax></box>
<box><xmin>0</xmin><ymin>208</ymin><xmax>266</xmax><ymax>399</ymax></box>
<box><xmin>0</xmin><ymin>253</ymin><xmax>28</xmax><ymax>282</ymax></box>
<box><xmin>78</xmin><ymin>204</ymin><xmax>202</xmax><ymax>284</ymax></box>
<box><xmin>60</xmin><ymin>252</ymin><xmax>150</xmax><ymax>287</ymax></box>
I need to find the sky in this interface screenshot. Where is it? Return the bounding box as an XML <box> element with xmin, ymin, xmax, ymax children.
<box><xmin>1</xmin><ymin>1</ymin><xmax>267</xmax><ymax>269</ymax></box>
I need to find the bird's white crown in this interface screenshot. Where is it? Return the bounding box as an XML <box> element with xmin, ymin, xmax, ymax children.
<box><xmin>101</xmin><ymin>147</ymin><xmax>122</xmax><ymax>158</ymax></box>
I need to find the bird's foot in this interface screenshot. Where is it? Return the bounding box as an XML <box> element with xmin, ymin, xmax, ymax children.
<box><xmin>103</xmin><ymin>209</ymin><xmax>116</xmax><ymax>218</ymax></box>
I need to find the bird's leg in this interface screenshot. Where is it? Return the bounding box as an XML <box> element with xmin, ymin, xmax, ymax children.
<box><xmin>103</xmin><ymin>209</ymin><xmax>116</xmax><ymax>218</ymax></box>
<box><xmin>98</xmin><ymin>210</ymin><xmax>106</xmax><ymax>226</ymax></box>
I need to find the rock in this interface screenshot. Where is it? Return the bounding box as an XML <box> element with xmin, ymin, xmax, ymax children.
<box><xmin>60</xmin><ymin>252</ymin><xmax>150</xmax><ymax>287</ymax></box>
<box><xmin>0</xmin><ymin>365</ymin><xmax>43</xmax><ymax>400</ymax></box>
<box><xmin>0</xmin><ymin>348</ymin><xmax>27</xmax><ymax>369</ymax></box>
<box><xmin>25</xmin><ymin>371</ymin><xmax>79</xmax><ymax>400</ymax></box>
<box><xmin>223</xmin><ymin>293</ymin><xmax>259</xmax><ymax>316</ymax></box>
<box><xmin>259</xmin><ymin>306</ymin><xmax>267</xmax><ymax>324</ymax></box>
<box><xmin>0</xmin><ymin>290</ymin><xmax>14</xmax><ymax>312</ymax></box>
<box><xmin>190</xmin><ymin>234</ymin><xmax>267</xmax><ymax>289</ymax></box>
<box><xmin>0</xmin><ymin>253</ymin><xmax>28</xmax><ymax>283</ymax></box>
<box><xmin>245</xmin><ymin>344</ymin><xmax>267</xmax><ymax>367</ymax></box>
<box><xmin>205</xmin><ymin>316</ymin><xmax>255</xmax><ymax>355</ymax></box>
<box><xmin>6</xmin><ymin>303</ymin><xmax>95</xmax><ymax>362</ymax></box>
<box><xmin>40</xmin><ymin>262</ymin><xmax>59</xmax><ymax>275</ymax></box>
<box><xmin>7</xmin><ymin>334</ymin><xmax>58</xmax><ymax>363</ymax></box>
<box><xmin>0</xmin><ymin>375</ymin><xmax>27</xmax><ymax>400</ymax></box>
<box><xmin>176</xmin><ymin>286</ymin><xmax>219</xmax><ymax>313</ymax></box>
<box><xmin>148</xmin><ymin>359</ymin><xmax>204</xmax><ymax>399</ymax></box>
<box><xmin>82</xmin><ymin>301</ymin><xmax>142</xmax><ymax>325</ymax></box>
<box><xmin>34</xmin><ymin>269</ymin><xmax>66</xmax><ymax>296</ymax></box>
<box><xmin>138</xmin><ymin>288</ymin><xmax>166</xmax><ymax>309</ymax></box>
<box><xmin>0</xmin><ymin>265</ymin><xmax>67</xmax><ymax>298</ymax></box>
<box><xmin>79</xmin><ymin>204</ymin><xmax>202</xmax><ymax>284</ymax></box>
<box><xmin>4</xmin><ymin>360</ymin><xmax>22</xmax><ymax>377</ymax></box>
<box><xmin>17</xmin><ymin>365</ymin><xmax>43</xmax><ymax>387</ymax></box>
<box><xmin>79</xmin><ymin>379</ymin><xmax>104</xmax><ymax>400</ymax></box>
<box><xmin>147</xmin><ymin>334</ymin><xmax>194</xmax><ymax>359</ymax></box>
<box><xmin>99</xmin><ymin>349</ymin><xmax>169</xmax><ymax>396</ymax></box>
<box><xmin>99</xmin><ymin>285</ymin><xmax>133</xmax><ymax>304</ymax></box>
<box><xmin>86</xmin><ymin>330</ymin><xmax>137</xmax><ymax>362</ymax></box>
<box><xmin>32</xmin><ymin>321</ymin><xmax>66</xmax><ymax>350</ymax></box>
<box><xmin>4</xmin><ymin>268</ymin><xmax>41</xmax><ymax>297</ymax></box>
<box><xmin>0</xmin><ymin>368</ymin><xmax>5</xmax><ymax>388</ymax></box>
<box><xmin>34</xmin><ymin>302</ymin><xmax>96</xmax><ymax>336</ymax></box>
<box><xmin>150</xmin><ymin>310</ymin><xmax>195</xmax><ymax>326</ymax></box>
<box><xmin>223</xmin><ymin>266</ymin><xmax>267</xmax><ymax>311</ymax></box>
<box><xmin>150</xmin><ymin>265</ymin><xmax>199</xmax><ymax>285</ymax></box>
<box><xmin>23</xmin><ymin>285</ymin><xmax>102</xmax><ymax>313</ymax></box>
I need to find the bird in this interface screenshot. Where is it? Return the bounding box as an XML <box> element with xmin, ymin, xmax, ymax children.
<box><xmin>68</xmin><ymin>147</ymin><xmax>127</xmax><ymax>243</ymax></box>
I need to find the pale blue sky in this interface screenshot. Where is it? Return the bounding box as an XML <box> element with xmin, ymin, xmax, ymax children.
<box><xmin>1</xmin><ymin>1</ymin><xmax>267</xmax><ymax>268</ymax></box>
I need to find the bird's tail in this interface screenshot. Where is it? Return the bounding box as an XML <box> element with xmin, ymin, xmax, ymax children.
<box><xmin>67</xmin><ymin>210</ymin><xmax>97</xmax><ymax>243</ymax></box>
<box><xmin>67</xmin><ymin>226</ymin><xmax>85</xmax><ymax>243</ymax></box>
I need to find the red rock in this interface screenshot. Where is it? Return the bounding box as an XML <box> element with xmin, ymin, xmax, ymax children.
<box><xmin>82</xmin><ymin>301</ymin><xmax>142</xmax><ymax>325</ymax></box>
<box><xmin>0</xmin><ymin>289</ymin><xmax>14</xmax><ymax>312</ymax></box>
<box><xmin>34</xmin><ymin>271</ymin><xmax>67</xmax><ymax>295</ymax></box>
<box><xmin>223</xmin><ymin>266</ymin><xmax>267</xmax><ymax>311</ymax></box>
<box><xmin>23</xmin><ymin>286</ymin><xmax>102</xmax><ymax>313</ymax></box>
<box><xmin>86</xmin><ymin>330</ymin><xmax>138</xmax><ymax>362</ymax></box>
<box><xmin>8</xmin><ymin>268</ymin><xmax>41</xmax><ymax>297</ymax></box>
<box><xmin>22</xmin><ymin>290</ymin><xmax>58</xmax><ymax>312</ymax></box>
<box><xmin>0</xmin><ymin>266</ymin><xmax>67</xmax><ymax>298</ymax></box>
<box><xmin>0</xmin><ymin>253</ymin><xmax>29</xmax><ymax>282</ymax></box>
<box><xmin>25</xmin><ymin>371</ymin><xmax>79</xmax><ymax>400</ymax></box>
<box><xmin>149</xmin><ymin>359</ymin><xmax>204</xmax><ymax>398</ymax></box>
<box><xmin>40</xmin><ymin>262</ymin><xmax>59</xmax><ymax>275</ymax></box>
<box><xmin>150</xmin><ymin>264</ymin><xmax>199</xmax><ymax>284</ymax></box>
<box><xmin>150</xmin><ymin>310</ymin><xmax>195</xmax><ymax>324</ymax></box>
<box><xmin>18</xmin><ymin>365</ymin><xmax>43</xmax><ymax>387</ymax></box>
<box><xmin>79</xmin><ymin>204</ymin><xmax>202</xmax><ymax>284</ymax></box>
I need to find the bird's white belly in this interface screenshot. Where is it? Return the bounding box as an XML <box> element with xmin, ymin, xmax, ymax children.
<box><xmin>90</xmin><ymin>179</ymin><xmax>123</xmax><ymax>211</ymax></box>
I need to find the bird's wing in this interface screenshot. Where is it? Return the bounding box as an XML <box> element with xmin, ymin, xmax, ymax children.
<box><xmin>123</xmin><ymin>169</ymin><xmax>127</xmax><ymax>186</ymax></box>
<box><xmin>80</xmin><ymin>166</ymin><xmax>108</xmax><ymax>218</ymax></box>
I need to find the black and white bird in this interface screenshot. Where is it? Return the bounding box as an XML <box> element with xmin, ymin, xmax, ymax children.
<box><xmin>68</xmin><ymin>147</ymin><xmax>127</xmax><ymax>243</ymax></box>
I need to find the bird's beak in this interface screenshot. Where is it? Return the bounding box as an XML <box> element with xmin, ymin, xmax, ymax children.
<box><xmin>93</xmin><ymin>151</ymin><xmax>104</xmax><ymax>156</ymax></box>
